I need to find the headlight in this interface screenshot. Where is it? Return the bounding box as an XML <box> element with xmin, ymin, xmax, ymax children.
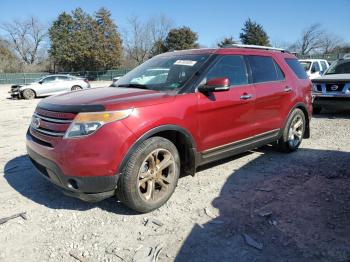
<box><xmin>64</xmin><ymin>109</ymin><xmax>133</xmax><ymax>138</ymax></box>
<box><xmin>312</xmin><ymin>84</ymin><xmax>318</xmax><ymax>92</ymax></box>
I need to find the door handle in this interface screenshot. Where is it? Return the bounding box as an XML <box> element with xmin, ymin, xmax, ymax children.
<box><xmin>240</xmin><ymin>94</ymin><xmax>252</xmax><ymax>100</ymax></box>
<box><xmin>284</xmin><ymin>86</ymin><xmax>292</xmax><ymax>92</ymax></box>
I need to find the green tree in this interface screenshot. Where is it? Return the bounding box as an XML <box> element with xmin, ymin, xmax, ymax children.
<box><xmin>94</xmin><ymin>7</ymin><xmax>123</xmax><ymax>69</ymax></box>
<box><xmin>49</xmin><ymin>7</ymin><xmax>123</xmax><ymax>71</ymax></box>
<box><xmin>239</xmin><ymin>18</ymin><xmax>270</xmax><ymax>46</ymax></box>
<box><xmin>163</xmin><ymin>26</ymin><xmax>199</xmax><ymax>51</ymax></box>
<box><xmin>217</xmin><ymin>36</ymin><xmax>236</xmax><ymax>47</ymax></box>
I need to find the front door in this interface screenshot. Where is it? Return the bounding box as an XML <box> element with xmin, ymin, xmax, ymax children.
<box><xmin>197</xmin><ymin>55</ymin><xmax>256</xmax><ymax>153</ymax></box>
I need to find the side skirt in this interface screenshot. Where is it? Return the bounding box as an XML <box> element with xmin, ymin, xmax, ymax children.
<box><xmin>198</xmin><ymin>129</ymin><xmax>281</xmax><ymax>166</ymax></box>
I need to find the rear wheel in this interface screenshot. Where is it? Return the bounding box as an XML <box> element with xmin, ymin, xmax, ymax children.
<box><xmin>277</xmin><ymin>108</ymin><xmax>305</xmax><ymax>152</ymax></box>
<box><xmin>71</xmin><ymin>85</ymin><xmax>82</xmax><ymax>91</ymax></box>
<box><xmin>117</xmin><ymin>137</ymin><xmax>180</xmax><ymax>213</ymax></box>
<box><xmin>22</xmin><ymin>89</ymin><xmax>35</xmax><ymax>100</ymax></box>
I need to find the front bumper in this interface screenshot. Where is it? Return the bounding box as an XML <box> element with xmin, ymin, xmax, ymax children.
<box><xmin>27</xmin><ymin>146</ymin><xmax>119</xmax><ymax>202</ymax></box>
<box><xmin>313</xmin><ymin>95</ymin><xmax>350</xmax><ymax>110</ymax></box>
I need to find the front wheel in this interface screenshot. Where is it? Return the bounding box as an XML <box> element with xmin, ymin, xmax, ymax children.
<box><xmin>277</xmin><ymin>108</ymin><xmax>306</xmax><ymax>152</ymax></box>
<box><xmin>22</xmin><ymin>89</ymin><xmax>35</xmax><ymax>100</ymax></box>
<box><xmin>117</xmin><ymin>137</ymin><xmax>180</xmax><ymax>213</ymax></box>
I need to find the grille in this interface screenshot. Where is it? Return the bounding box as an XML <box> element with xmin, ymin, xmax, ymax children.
<box><xmin>29</xmin><ymin>108</ymin><xmax>76</xmax><ymax>147</ymax></box>
<box><xmin>325</xmin><ymin>83</ymin><xmax>345</xmax><ymax>92</ymax></box>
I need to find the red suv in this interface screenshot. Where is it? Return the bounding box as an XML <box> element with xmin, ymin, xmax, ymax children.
<box><xmin>27</xmin><ymin>45</ymin><xmax>312</xmax><ymax>212</ymax></box>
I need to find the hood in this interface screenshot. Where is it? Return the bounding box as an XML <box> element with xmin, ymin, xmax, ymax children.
<box><xmin>312</xmin><ymin>74</ymin><xmax>350</xmax><ymax>83</ymax></box>
<box><xmin>38</xmin><ymin>87</ymin><xmax>176</xmax><ymax>112</ymax></box>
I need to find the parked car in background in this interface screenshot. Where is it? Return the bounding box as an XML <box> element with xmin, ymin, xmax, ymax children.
<box><xmin>110</xmin><ymin>76</ymin><xmax>122</xmax><ymax>87</ymax></box>
<box><xmin>10</xmin><ymin>75</ymin><xmax>90</xmax><ymax>99</ymax></box>
<box><xmin>299</xmin><ymin>59</ymin><xmax>329</xmax><ymax>79</ymax></box>
<box><xmin>312</xmin><ymin>54</ymin><xmax>350</xmax><ymax>113</ymax></box>
<box><xmin>27</xmin><ymin>45</ymin><xmax>312</xmax><ymax>213</ymax></box>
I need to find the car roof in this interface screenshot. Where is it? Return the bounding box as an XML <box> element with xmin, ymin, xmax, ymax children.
<box><xmin>299</xmin><ymin>59</ymin><xmax>328</xmax><ymax>62</ymax></box>
<box><xmin>159</xmin><ymin>46</ymin><xmax>295</xmax><ymax>58</ymax></box>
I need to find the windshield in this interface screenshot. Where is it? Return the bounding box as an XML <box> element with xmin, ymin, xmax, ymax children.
<box><xmin>325</xmin><ymin>60</ymin><xmax>350</xmax><ymax>75</ymax></box>
<box><xmin>116</xmin><ymin>54</ymin><xmax>210</xmax><ymax>91</ymax></box>
<box><xmin>300</xmin><ymin>61</ymin><xmax>311</xmax><ymax>71</ymax></box>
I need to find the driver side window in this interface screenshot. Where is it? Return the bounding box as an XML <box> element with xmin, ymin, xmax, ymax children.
<box><xmin>205</xmin><ymin>55</ymin><xmax>248</xmax><ymax>86</ymax></box>
<box><xmin>42</xmin><ymin>76</ymin><xmax>57</xmax><ymax>83</ymax></box>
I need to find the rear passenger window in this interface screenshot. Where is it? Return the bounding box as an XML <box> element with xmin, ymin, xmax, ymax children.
<box><xmin>285</xmin><ymin>58</ymin><xmax>308</xmax><ymax>79</ymax></box>
<box><xmin>274</xmin><ymin>61</ymin><xmax>285</xmax><ymax>81</ymax></box>
<box><xmin>206</xmin><ymin>55</ymin><xmax>248</xmax><ymax>86</ymax></box>
<box><xmin>320</xmin><ymin>61</ymin><xmax>327</xmax><ymax>71</ymax></box>
<box><xmin>311</xmin><ymin>62</ymin><xmax>320</xmax><ymax>72</ymax></box>
<box><xmin>248</xmin><ymin>56</ymin><xmax>280</xmax><ymax>83</ymax></box>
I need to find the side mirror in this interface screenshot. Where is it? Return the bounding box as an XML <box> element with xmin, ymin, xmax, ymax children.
<box><xmin>38</xmin><ymin>81</ymin><xmax>43</xmax><ymax>84</ymax></box>
<box><xmin>198</xmin><ymin>77</ymin><xmax>230</xmax><ymax>92</ymax></box>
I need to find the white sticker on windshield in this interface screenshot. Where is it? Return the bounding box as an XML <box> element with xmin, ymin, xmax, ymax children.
<box><xmin>174</xmin><ymin>60</ymin><xmax>197</xmax><ymax>66</ymax></box>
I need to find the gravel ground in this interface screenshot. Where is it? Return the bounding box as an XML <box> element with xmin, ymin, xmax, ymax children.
<box><xmin>0</xmin><ymin>84</ymin><xmax>349</xmax><ymax>262</ymax></box>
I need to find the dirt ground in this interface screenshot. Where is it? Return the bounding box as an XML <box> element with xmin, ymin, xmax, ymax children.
<box><xmin>0</xmin><ymin>84</ymin><xmax>349</xmax><ymax>262</ymax></box>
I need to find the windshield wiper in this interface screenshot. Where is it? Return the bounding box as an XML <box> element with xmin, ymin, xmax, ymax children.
<box><xmin>117</xmin><ymin>83</ymin><xmax>149</xmax><ymax>89</ymax></box>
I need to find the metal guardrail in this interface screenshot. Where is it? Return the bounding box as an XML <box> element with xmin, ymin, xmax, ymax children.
<box><xmin>0</xmin><ymin>69</ymin><xmax>130</xmax><ymax>85</ymax></box>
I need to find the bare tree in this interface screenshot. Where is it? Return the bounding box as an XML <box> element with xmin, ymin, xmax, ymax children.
<box><xmin>123</xmin><ymin>15</ymin><xmax>173</xmax><ymax>65</ymax></box>
<box><xmin>291</xmin><ymin>23</ymin><xmax>325</xmax><ymax>55</ymax></box>
<box><xmin>1</xmin><ymin>17</ymin><xmax>47</xmax><ymax>64</ymax></box>
<box><xmin>320</xmin><ymin>33</ymin><xmax>343</xmax><ymax>54</ymax></box>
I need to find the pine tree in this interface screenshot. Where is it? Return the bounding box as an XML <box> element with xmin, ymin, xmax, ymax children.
<box><xmin>94</xmin><ymin>7</ymin><xmax>123</xmax><ymax>70</ymax></box>
<box><xmin>49</xmin><ymin>8</ymin><xmax>123</xmax><ymax>71</ymax></box>
<box><xmin>239</xmin><ymin>19</ymin><xmax>270</xmax><ymax>46</ymax></box>
<box><xmin>217</xmin><ymin>37</ymin><xmax>236</xmax><ymax>47</ymax></box>
<box><xmin>164</xmin><ymin>27</ymin><xmax>199</xmax><ymax>51</ymax></box>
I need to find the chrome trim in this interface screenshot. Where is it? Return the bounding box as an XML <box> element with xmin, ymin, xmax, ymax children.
<box><xmin>31</xmin><ymin>127</ymin><xmax>65</xmax><ymax>137</ymax></box>
<box><xmin>203</xmin><ymin>128</ymin><xmax>280</xmax><ymax>154</ymax></box>
<box><xmin>33</xmin><ymin>113</ymin><xmax>73</xmax><ymax>124</ymax></box>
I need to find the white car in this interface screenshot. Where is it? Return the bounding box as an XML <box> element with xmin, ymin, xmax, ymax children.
<box><xmin>299</xmin><ymin>59</ymin><xmax>330</xmax><ymax>79</ymax></box>
<box><xmin>10</xmin><ymin>74</ymin><xmax>91</xmax><ymax>99</ymax></box>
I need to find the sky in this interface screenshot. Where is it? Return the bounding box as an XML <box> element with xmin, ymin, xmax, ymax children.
<box><xmin>1</xmin><ymin>0</ymin><xmax>349</xmax><ymax>47</ymax></box>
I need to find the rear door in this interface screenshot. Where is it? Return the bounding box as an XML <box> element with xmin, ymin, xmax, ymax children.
<box><xmin>197</xmin><ymin>55</ymin><xmax>256</xmax><ymax>152</ymax></box>
<box><xmin>247</xmin><ymin>55</ymin><xmax>289</xmax><ymax>134</ymax></box>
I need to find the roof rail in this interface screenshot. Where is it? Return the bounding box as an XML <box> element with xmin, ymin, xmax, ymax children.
<box><xmin>222</xmin><ymin>44</ymin><xmax>288</xmax><ymax>53</ymax></box>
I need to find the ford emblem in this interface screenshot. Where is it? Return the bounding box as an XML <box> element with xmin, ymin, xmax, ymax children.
<box><xmin>31</xmin><ymin>117</ymin><xmax>41</xmax><ymax>129</ymax></box>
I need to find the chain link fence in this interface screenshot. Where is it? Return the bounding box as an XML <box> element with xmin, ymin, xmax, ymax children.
<box><xmin>0</xmin><ymin>69</ymin><xmax>130</xmax><ymax>85</ymax></box>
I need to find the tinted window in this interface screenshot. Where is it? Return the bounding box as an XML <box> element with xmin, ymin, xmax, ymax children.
<box><xmin>206</xmin><ymin>55</ymin><xmax>248</xmax><ymax>86</ymax></box>
<box><xmin>285</xmin><ymin>58</ymin><xmax>308</xmax><ymax>79</ymax></box>
<box><xmin>248</xmin><ymin>56</ymin><xmax>279</xmax><ymax>83</ymax></box>
<box><xmin>320</xmin><ymin>61</ymin><xmax>328</xmax><ymax>71</ymax></box>
<box><xmin>57</xmin><ymin>76</ymin><xmax>68</xmax><ymax>81</ymax></box>
<box><xmin>42</xmin><ymin>76</ymin><xmax>57</xmax><ymax>83</ymax></box>
<box><xmin>311</xmin><ymin>62</ymin><xmax>320</xmax><ymax>72</ymax></box>
<box><xmin>325</xmin><ymin>60</ymin><xmax>350</xmax><ymax>74</ymax></box>
<box><xmin>274</xmin><ymin>61</ymin><xmax>285</xmax><ymax>81</ymax></box>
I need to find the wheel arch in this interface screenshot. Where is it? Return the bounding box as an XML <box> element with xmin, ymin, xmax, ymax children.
<box><xmin>285</xmin><ymin>102</ymin><xmax>310</xmax><ymax>139</ymax></box>
<box><xmin>21</xmin><ymin>88</ymin><xmax>37</xmax><ymax>98</ymax></box>
<box><xmin>118</xmin><ymin>125</ymin><xmax>199</xmax><ymax>177</ymax></box>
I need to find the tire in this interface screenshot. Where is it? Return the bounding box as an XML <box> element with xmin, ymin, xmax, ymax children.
<box><xmin>312</xmin><ymin>106</ymin><xmax>322</xmax><ymax>114</ymax></box>
<box><xmin>277</xmin><ymin>108</ymin><xmax>306</xmax><ymax>153</ymax></box>
<box><xmin>22</xmin><ymin>89</ymin><xmax>35</xmax><ymax>100</ymax></box>
<box><xmin>117</xmin><ymin>137</ymin><xmax>180</xmax><ymax>213</ymax></box>
<box><xmin>71</xmin><ymin>85</ymin><xmax>82</xmax><ymax>91</ymax></box>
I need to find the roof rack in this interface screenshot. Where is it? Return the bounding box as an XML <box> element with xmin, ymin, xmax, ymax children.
<box><xmin>222</xmin><ymin>44</ymin><xmax>288</xmax><ymax>53</ymax></box>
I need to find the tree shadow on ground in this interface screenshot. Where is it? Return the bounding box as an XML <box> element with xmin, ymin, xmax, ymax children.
<box><xmin>175</xmin><ymin>147</ymin><xmax>350</xmax><ymax>262</ymax></box>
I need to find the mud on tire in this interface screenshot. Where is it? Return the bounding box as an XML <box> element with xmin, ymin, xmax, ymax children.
<box><xmin>117</xmin><ymin>136</ymin><xmax>180</xmax><ymax>213</ymax></box>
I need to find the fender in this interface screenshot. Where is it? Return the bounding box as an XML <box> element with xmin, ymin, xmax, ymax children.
<box><xmin>283</xmin><ymin>102</ymin><xmax>311</xmax><ymax>138</ymax></box>
<box><xmin>117</xmin><ymin>124</ymin><xmax>199</xmax><ymax>174</ymax></box>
